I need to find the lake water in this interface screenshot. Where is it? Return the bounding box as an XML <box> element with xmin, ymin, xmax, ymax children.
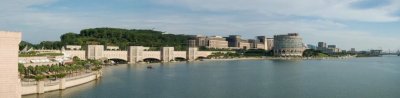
<box><xmin>24</xmin><ymin>56</ymin><xmax>400</xmax><ymax>98</ymax></box>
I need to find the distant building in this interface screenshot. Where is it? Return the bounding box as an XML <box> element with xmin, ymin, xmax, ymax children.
<box><xmin>248</xmin><ymin>39</ymin><xmax>257</xmax><ymax>49</ymax></box>
<box><xmin>350</xmin><ymin>48</ymin><xmax>356</xmax><ymax>53</ymax></box>
<box><xmin>370</xmin><ymin>50</ymin><xmax>382</xmax><ymax>56</ymax></box>
<box><xmin>227</xmin><ymin>35</ymin><xmax>241</xmax><ymax>48</ymax></box>
<box><xmin>273</xmin><ymin>33</ymin><xmax>305</xmax><ymax>57</ymax></box>
<box><xmin>238</xmin><ymin>40</ymin><xmax>251</xmax><ymax>50</ymax></box>
<box><xmin>188</xmin><ymin>35</ymin><xmax>207</xmax><ymax>47</ymax></box>
<box><xmin>190</xmin><ymin>34</ymin><xmax>272</xmax><ymax>50</ymax></box>
<box><xmin>328</xmin><ymin>45</ymin><xmax>336</xmax><ymax>48</ymax></box>
<box><xmin>317</xmin><ymin>42</ymin><xmax>327</xmax><ymax>51</ymax></box>
<box><xmin>188</xmin><ymin>40</ymin><xmax>196</xmax><ymax>47</ymax></box>
<box><xmin>266</xmin><ymin>38</ymin><xmax>274</xmax><ymax>50</ymax></box>
<box><xmin>318</xmin><ymin>42</ymin><xmax>327</xmax><ymax>48</ymax></box>
<box><xmin>307</xmin><ymin>44</ymin><xmax>317</xmax><ymax>50</ymax></box>
<box><xmin>256</xmin><ymin>36</ymin><xmax>269</xmax><ymax>50</ymax></box>
<box><xmin>206</xmin><ymin>36</ymin><xmax>228</xmax><ymax>49</ymax></box>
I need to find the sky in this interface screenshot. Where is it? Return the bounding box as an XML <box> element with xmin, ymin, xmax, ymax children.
<box><xmin>1</xmin><ymin>0</ymin><xmax>400</xmax><ymax>51</ymax></box>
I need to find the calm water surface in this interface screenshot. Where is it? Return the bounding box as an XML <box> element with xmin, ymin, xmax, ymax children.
<box><xmin>24</xmin><ymin>56</ymin><xmax>400</xmax><ymax>98</ymax></box>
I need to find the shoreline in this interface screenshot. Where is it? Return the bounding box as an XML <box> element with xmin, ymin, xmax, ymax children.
<box><xmin>124</xmin><ymin>56</ymin><xmax>358</xmax><ymax>66</ymax></box>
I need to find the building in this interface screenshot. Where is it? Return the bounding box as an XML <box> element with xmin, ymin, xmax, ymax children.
<box><xmin>318</xmin><ymin>42</ymin><xmax>327</xmax><ymax>48</ymax></box>
<box><xmin>328</xmin><ymin>45</ymin><xmax>336</xmax><ymax>48</ymax></box>
<box><xmin>187</xmin><ymin>40</ymin><xmax>196</xmax><ymax>47</ymax></box>
<box><xmin>273</xmin><ymin>33</ymin><xmax>305</xmax><ymax>57</ymax></box>
<box><xmin>256</xmin><ymin>36</ymin><xmax>269</xmax><ymax>50</ymax></box>
<box><xmin>0</xmin><ymin>31</ymin><xmax>22</xmax><ymax>98</ymax></box>
<box><xmin>317</xmin><ymin>42</ymin><xmax>327</xmax><ymax>51</ymax></box>
<box><xmin>206</xmin><ymin>36</ymin><xmax>228</xmax><ymax>49</ymax></box>
<box><xmin>370</xmin><ymin>50</ymin><xmax>382</xmax><ymax>56</ymax></box>
<box><xmin>238</xmin><ymin>40</ymin><xmax>251</xmax><ymax>50</ymax></box>
<box><xmin>227</xmin><ymin>35</ymin><xmax>241</xmax><ymax>47</ymax></box>
<box><xmin>189</xmin><ymin>35</ymin><xmax>228</xmax><ymax>49</ymax></box>
<box><xmin>307</xmin><ymin>44</ymin><xmax>317</xmax><ymax>50</ymax></box>
<box><xmin>266</xmin><ymin>38</ymin><xmax>274</xmax><ymax>50</ymax></box>
<box><xmin>350</xmin><ymin>48</ymin><xmax>356</xmax><ymax>53</ymax></box>
<box><xmin>248</xmin><ymin>39</ymin><xmax>257</xmax><ymax>49</ymax></box>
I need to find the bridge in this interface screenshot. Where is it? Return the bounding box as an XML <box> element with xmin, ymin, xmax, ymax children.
<box><xmin>63</xmin><ymin>45</ymin><xmax>216</xmax><ymax>63</ymax></box>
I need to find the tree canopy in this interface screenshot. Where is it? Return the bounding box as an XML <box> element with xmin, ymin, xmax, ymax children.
<box><xmin>21</xmin><ymin>28</ymin><xmax>191</xmax><ymax>51</ymax></box>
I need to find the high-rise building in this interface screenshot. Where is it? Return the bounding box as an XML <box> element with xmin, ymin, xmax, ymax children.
<box><xmin>273</xmin><ymin>33</ymin><xmax>305</xmax><ymax>57</ymax></box>
<box><xmin>318</xmin><ymin>42</ymin><xmax>327</xmax><ymax>48</ymax></box>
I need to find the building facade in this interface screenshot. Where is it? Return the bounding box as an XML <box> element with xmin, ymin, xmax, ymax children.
<box><xmin>0</xmin><ymin>31</ymin><xmax>22</xmax><ymax>98</ymax></box>
<box><xmin>206</xmin><ymin>36</ymin><xmax>228</xmax><ymax>49</ymax></box>
<box><xmin>273</xmin><ymin>33</ymin><xmax>305</xmax><ymax>57</ymax></box>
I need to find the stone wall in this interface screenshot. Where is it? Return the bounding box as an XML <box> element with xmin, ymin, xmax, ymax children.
<box><xmin>64</xmin><ymin>50</ymin><xmax>86</xmax><ymax>60</ymax></box>
<box><xmin>21</xmin><ymin>72</ymin><xmax>100</xmax><ymax>95</ymax></box>
<box><xmin>0</xmin><ymin>31</ymin><xmax>21</xmax><ymax>98</ymax></box>
<box><xmin>103</xmin><ymin>51</ymin><xmax>128</xmax><ymax>60</ymax></box>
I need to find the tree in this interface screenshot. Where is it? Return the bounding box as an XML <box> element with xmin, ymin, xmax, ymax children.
<box><xmin>18</xmin><ymin>63</ymin><xmax>26</xmax><ymax>77</ymax></box>
<box><xmin>73</xmin><ymin>56</ymin><xmax>81</xmax><ymax>61</ymax></box>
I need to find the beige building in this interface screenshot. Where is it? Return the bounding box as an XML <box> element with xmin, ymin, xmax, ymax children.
<box><xmin>206</xmin><ymin>36</ymin><xmax>228</xmax><ymax>49</ymax></box>
<box><xmin>238</xmin><ymin>41</ymin><xmax>251</xmax><ymax>49</ymax></box>
<box><xmin>0</xmin><ymin>31</ymin><xmax>21</xmax><ymax>98</ymax></box>
<box><xmin>189</xmin><ymin>35</ymin><xmax>229</xmax><ymax>49</ymax></box>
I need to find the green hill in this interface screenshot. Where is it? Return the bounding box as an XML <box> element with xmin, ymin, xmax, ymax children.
<box><xmin>22</xmin><ymin>28</ymin><xmax>191</xmax><ymax>51</ymax></box>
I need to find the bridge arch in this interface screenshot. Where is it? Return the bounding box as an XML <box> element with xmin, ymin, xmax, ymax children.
<box><xmin>174</xmin><ymin>57</ymin><xmax>187</xmax><ymax>61</ymax></box>
<box><xmin>196</xmin><ymin>56</ymin><xmax>207</xmax><ymax>60</ymax></box>
<box><xmin>143</xmin><ymin>58</ymin><xmax>161</xmax><ymax>63</ymax></box>
<box><xmin>108</xmin><ymin>58</ymin><xmax>128</xmax><ymax>64</ymax></box>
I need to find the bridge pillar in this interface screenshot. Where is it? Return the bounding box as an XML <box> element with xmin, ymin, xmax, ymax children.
<box><xmin>128</xmin><ymin>46</ymin><xmax>144</xmax><ymax>63</ymax></box>
<box><xmin>187</xmin><ymin>47</ymin><xmax>198</xmax><ymax>61</ymax></box>
<box><xmin>86</xmin><ymin>45</ymin><xmax>104</xmax><ymax>60</ymax></box>
<box><xmin>161</xmin><ymin>47</ymin><xmax>174</xmax><ymax>62</ymax></box>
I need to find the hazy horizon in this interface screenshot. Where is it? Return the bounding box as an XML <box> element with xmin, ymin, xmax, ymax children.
<box><xmin>1</xmin><ymin>0</ymin><xmax>400</xmax><ymax>51</ymax></box>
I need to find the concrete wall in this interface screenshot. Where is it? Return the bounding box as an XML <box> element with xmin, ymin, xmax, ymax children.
<box><xmin>64</xmin><ymin>50</ymin><xmax>86</xmax><ymax>60</ymax></box>
<box><xmin>142</xmin><ymin>51</ymin><xmax>161</xmax><ymax>60</ymax></box>
<box><xmin>174</xmin><ymin>51</ymin><xmax>187</xmax><ymax>58</ymax></box>
<box><xmin>0</xmin><ymin>31</ymin><xmax>21</xmax><ymax>98</ymax></box>
<box><xmin>21</xmin><ymin>72</ymin><xmax>100</xmax><ymax>95</ymax></box>
<box><xmin>103</xmin><ymin>51</ymin><xmax>128</xmax><ymax>60</ymax></box>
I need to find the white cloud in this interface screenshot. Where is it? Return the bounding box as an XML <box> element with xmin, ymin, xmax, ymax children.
<box><xmin>156</xmin><ymin>0</ymin><xmax>400</xmax><ymax>22</ymax></box>
<box><xmin>0</xmin><ymin>0</ymin><xmax>399</xmax><ymax>50</ymax></box>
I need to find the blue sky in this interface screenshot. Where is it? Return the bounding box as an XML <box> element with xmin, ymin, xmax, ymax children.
<box><xmin>1</xmin><ymin>0</ymin><xmax>400</xmax><ymax>51</ymax></box>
